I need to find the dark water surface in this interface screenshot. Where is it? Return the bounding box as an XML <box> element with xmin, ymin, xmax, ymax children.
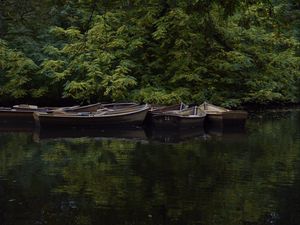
<box><xmin>1</xmin><ymin>110</ymin><xmax>300</xmax><ymax>225</ymax></box>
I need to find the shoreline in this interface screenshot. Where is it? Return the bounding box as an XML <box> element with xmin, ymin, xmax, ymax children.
<box><xmin>242</xmin><ymin>102</ymin><xmax>300</xmax><ymax>112</ymax></box>
<box><xmin>2</xmin><ymin>98</ymin><xmax>300</xmax><ymax>112</ymax></box>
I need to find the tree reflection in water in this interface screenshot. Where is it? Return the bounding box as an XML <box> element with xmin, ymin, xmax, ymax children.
<box><xmin>0</xmin><ymin>111</ymin><xmax>300</xmax><ymax>225</ymax></box>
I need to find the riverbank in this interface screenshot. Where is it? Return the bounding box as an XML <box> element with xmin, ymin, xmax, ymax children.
<box><xmin>242</xmin><ymin>102</ymin><xmax>300</xmax><ymax>112</ymax></box>
<box><xmin>2</xmin><ymin>98</ymin><xmax>300</xmax><ymax>112</ymax></box>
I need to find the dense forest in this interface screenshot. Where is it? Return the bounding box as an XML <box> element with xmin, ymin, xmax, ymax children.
<box><xmin>0</xmin><ymin>0</ymin><xmax>300</xmax><ymax>107</ymax></box>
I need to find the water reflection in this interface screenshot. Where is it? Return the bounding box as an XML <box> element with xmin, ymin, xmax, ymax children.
<box><xmin>33</xmin><ymin>127</ymin><xmax>148</xmax><ymax>143</ymax></box>
<box><xmin>145</xmin><ymin>126</ymin><xmax>206</xmax><ymax>143</ymax></box>
<box><xmin>0</xmin><ymin>111</ymin><xmax>300</xmax><ymax>225</ymax></box>
<box><xmin>34</xmin><ymin>126</ymin><xmax>207</xmax><ymax>144</ymax></box>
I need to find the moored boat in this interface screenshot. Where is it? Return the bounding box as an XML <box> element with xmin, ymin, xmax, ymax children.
<box><xmin>0</xmin><ymin>121</ymin><xmax>34</xmax><ymax>133</ymax></box>
<box><xmin>198</xmin><ymin>102</ymin><xmax>248</xmax><ymax>128</ymax></box>
<box><xmin>61</xmin><ymin>102</ymin><xmax>102</xmax><ymax>112</ymax></box>
<box><xmin>150</xmin><ymin>103</ymin><xmax>187</xmax><ymax>114</ymax></box>
<box><xmin>102</xmin><ymin>102</ymin><xmax>139</xmax><ymax>109</ymax></box>
<box><xmin>151</xmin><ymin>106</ymin><xmax>206</xmax><ymax>129</ymax></box>
<box><xmin>12</xmin><ymin>104</ymin><xmax>56</xmax><ymax>111</ymax></box>
<box><xmin>34</xmin><ymin>104</ymin><xmax>150</xmax><ymax>128</ymax></box>
<box><xmin>0</xmin><ymin>107</ymin><xmax>52</xmax><ymax>123</ymax></box>
<box><xmin>0</xmin><ymin>102</ymin><xmax>102</xmax><ymax>122</ymax></box>
<box><xmin>144</xmin><ymin>103</ymin><xmax>188</xmax><ymax>125</ymax></box>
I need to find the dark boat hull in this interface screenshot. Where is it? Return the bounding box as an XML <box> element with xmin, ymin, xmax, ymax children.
<box><xmin>152</xmin><ymin>114</ymin><xmax>205</xmax><ymax>129</ymax></box>
<box><xmin>0</xmin><ymin>121</ymin><xmax>34</xmax><ymax>132</ymax></box>
<box><xmin>34</xmin><ymin>107</ymin><xmax>150</xmax><ymax>128</ymax></box>
<box><xmin>144</xmin><ymin>104</ymin><xmax>186</xmax><ymax>125</ymax></box>
<box><xmin>0</xmin><ymin>110</ymin><xmax>37</xmax><ymax>123</ymax></box>
<box><xmin>205</xmin><ymin>110</ymin><xmax>248</xmax><ymax>129</ymax></box>
<box><xmin>0</xmin><ymin>103</ymin><xmax>103</xmax><ymax>123</ymax></box>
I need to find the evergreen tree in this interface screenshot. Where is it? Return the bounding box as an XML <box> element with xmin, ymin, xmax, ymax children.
<box><xmin>0</xmin><ymin>0</ymin><xmax>299</xmax><ymax>106</ymax></box>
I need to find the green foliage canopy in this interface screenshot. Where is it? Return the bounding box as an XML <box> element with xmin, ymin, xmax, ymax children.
<box><xmin>1</xmin><ymin>0</ymin><xmax>300</xmax><ymax>106</ymax></box>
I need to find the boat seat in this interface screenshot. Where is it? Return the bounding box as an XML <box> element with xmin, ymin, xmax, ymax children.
<box><xmin>77</xmin><ymin>112</ymin><xmax>90</xmax><ymax>116</ymax></box>
<box><xmin>96</xmin><ymin>108</ymin><xmax>114</xmax><ymax>112</ymax></box>
<box><xmin>52</xmin><ymin>110</ymin><xmax>68</xmax><ymax>114</ymax></box>
<box><xmin>13</xmin><ymin>104</ymin><xmax>38</xmax><ymax>109</ymax></box>
<box><xmin>204</xmin><ymin>110</ymin><xmax>223</xmax><ymax>114</ymax></box>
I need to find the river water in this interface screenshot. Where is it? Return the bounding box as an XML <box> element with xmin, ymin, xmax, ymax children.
<box><xmin>1</xmin><ymin>110</ymin><xmax>300</xmax><ymax>225</ymax></box>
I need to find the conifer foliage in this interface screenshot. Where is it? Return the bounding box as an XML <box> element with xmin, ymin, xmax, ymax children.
<box><xmin>0</xmin><ymin>0</ymin><xmax>300</xmax><ymax>106</ymax></box>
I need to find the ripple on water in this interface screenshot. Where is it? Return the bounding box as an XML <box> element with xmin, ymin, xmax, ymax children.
<box><xmin>1</xmin><ymin>111</ymin><xmax>300</xmax><ymax>224</ymax></box>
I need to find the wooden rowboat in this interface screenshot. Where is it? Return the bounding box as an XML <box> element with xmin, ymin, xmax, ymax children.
<box><xmin>34</xmin><ymin>104</ymin><xmax>150</xmax><ymax>128</ymax></box>
<box><xmin>0</xmin><ymin>121</ymin><xmax>34</xmax><ymax>133</ymax></box>
<box><xmin>150</xmin><ymin>103</ymin><xmax>187</xmax><ymax>114</ymax></box>
<box><xmin>144</xmin><ymin>103</ymin><xmax>187</xmax><ymax>125</ymax></box>
<box><xmin>102</xmin><ymin>102</ymin><xmax>139</xmax><ymax>109</ymax></box>
<box><xmin>60</xmin><ymin>102</ymin><xmax>102</xmax><ymax>112</ymax></box>
<box><xmin>0</xmin><ymin>103</ymin><xmax>102</xmax><ymax>123</ymax></box>
<box><xmin>198</xmin><ymin>102</ymin><xmax>248</xmax><ymax>128</ymax></box>
<box><xmin>0</xmin><ymin>107</ymin><xmax>52</xmax><ymax>122</ymax></box>
<box><xmin>151</xmin><ymin>106</ymin><xmax>206</xmax><ymax>129</ymax></box>
<box><xmin>12</xmin><ymin>104</ymin><xmax>56</xmax><ymax>111</ymax></box>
